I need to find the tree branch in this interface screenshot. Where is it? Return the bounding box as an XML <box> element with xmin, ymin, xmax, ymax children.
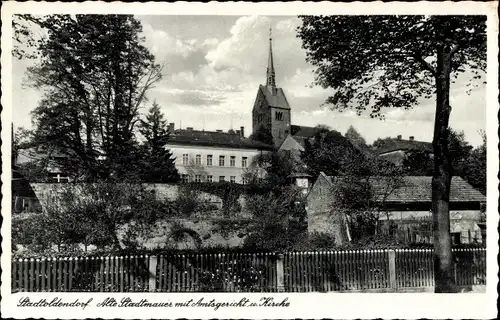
<box><xmin>414</xmin><ymin>53</ymin><xmax>436</xmax><ymax>77</ymax></box>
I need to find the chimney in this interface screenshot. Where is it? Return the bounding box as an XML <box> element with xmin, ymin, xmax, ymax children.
<box><xmin>409</xmin><ymin>136</ymin><xmax>414</xmax><ymax>141</ymax></box>
<box><xmin>169</xmin><ymin>123</ymin><xmax>175</xmax><ymax>133</ymax></box>
<box><xmin>186</xmin><ymin>127</ymin><xmax>193</xmax><ymax>131</ymax></box>
<box><xmin>236</xmin><ymin>130</ymin><xmax>240</xmax><ymax>136</ymax></box>
<box><xmin>397</xmin><ymin>135</ymin><xmax>402</xmax><ymax>140</ymax></box>
<box><xmin>240</xmin><ymin>126</ymin><xmax>245</xmax><ymax>138</ymax></box>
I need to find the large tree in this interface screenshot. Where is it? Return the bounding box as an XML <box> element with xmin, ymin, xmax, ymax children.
<box><xmin>15</xmin><ymin>15</ymin><xmax>162</xmax><ymax>181</ymax></box>
<box><xmin>301</xmin><ymin>127</ymin><xmax>361</xmax><ymax>177</ymax></box>
<box><xmin>297</xmin><ymin>15</ymin><xmax>486</xmax><ymax>292</ymax></box>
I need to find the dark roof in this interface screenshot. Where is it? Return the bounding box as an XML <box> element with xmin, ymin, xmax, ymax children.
<box><xmin>259</xmin><ymin>85</ymin><xmax>290</xmax><ymax>109</ymax></box>
<box><xmin>167</xmin><ymin>129</ymin><xmax>274</xmax><ymax>150</ymax></box>
<box><xmin>324</xmin><ymin>174</ymin><xmax>485</xmax><ymax>203</ymax></box>
<box><xmin>291</xmin><ymin>125</ymin><xmax>318</xmax><ymax>138</ymax></box>
<box><xmin>288</xmin><ymin>125</ymin><xmax>319</xmax><ymax>148</ymax></box>
<box><xmin>12</xmin><ymin>167</ymin><xmax>37</xmax><ymax>197</ymax></box>
<box><xmin>375</xmin><ymin>139</ymin><xmax>433</xmax><ymax>155</ymax></box>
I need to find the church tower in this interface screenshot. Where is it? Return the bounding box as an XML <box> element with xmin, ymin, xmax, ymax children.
<box><xmin>251</xmin><ymin>28</ymin><xmax>291</xmax><ymax>148</ymax></box>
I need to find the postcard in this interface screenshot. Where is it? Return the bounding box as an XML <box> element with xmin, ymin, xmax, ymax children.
<box><xmin>1</xmin><ymin>1</ymin><xmax>498</xmax><ymax>319</ymax></box>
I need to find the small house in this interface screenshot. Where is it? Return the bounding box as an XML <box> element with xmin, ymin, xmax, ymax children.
<box><xmin>306</xmin><ymin>173</ymin><xmax>486</xmax><ymax>245</ymax></box>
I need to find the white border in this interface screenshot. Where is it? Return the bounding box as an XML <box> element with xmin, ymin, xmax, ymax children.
<box><xmin>1</xmin><ymin>2</ymin><xmax>498</xmax><ymax>319</ymax></box>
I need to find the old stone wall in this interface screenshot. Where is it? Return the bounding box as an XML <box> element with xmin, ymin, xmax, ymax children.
<box><xmin>30</xmin><ymin>183</ymin><xmax>254</xmax><ymax>248</ymax></box>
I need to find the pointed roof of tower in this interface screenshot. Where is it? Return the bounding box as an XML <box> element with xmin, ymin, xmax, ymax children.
<box><xmin>256</xmin><ymin>27</ymin><xmax>290</xmax><ymax>109</ymax></box>
<box><xmin>266</xmin><ymin>27</ymin><xmax>276</xmax><ymax>92</ymax></box>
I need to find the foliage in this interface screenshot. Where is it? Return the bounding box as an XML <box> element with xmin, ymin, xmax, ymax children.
<box><xmin>298</xmin><ymin>15</ymin><xmax>485</xmax><ymax>117</ymax></box>
<box><xmin>345</xmin><ymin>125</ymin><xmax>366</xmax><ymax>144</ymax></box>
<box><xmin>173</xmin><ymin>184</ymin><xmax>206</xmax><ymax>215</ymax></box>
<box><xmin>464</xmin><ymin>131</ymin><xmax>486</xmax><ymax>194</ymax></box>
<box><xmin>137</xmin><ymin>101</ymin><xmax>179</xmax><ymax>183</ymax></box>
<box><xmin>297</xmin><ymin>15</ymin><xmax>486</xmax><ymax>292</ymax></box>
<box><xmin>403</xmin><ymin>129</ymin><xmax>483</xmax><ymax>192</ymax></box>
<box><xmin>167</xmin><ymin>222</ymin><xmax>203</xmax><ymax>249</ymax></box>
<box><xmin>329</xmin><ymin>151</ymin><xmax>404</xmax><ymax>241</ymax></box>
<box><xmin>403</xmin><ymin>150</ymin><xmax>434</xmax><ymax>176</ymax></box>
<box><xmin>249</xmin><ymin>124</ymin><xmax>274</xmax><ymax>146</ymax></box>
<box><xmin>244</xmin><ymin>149</ymin><xmax>303</xmax><ymax>194</ymax></box>
<box><xmin>183</xmin><ymin>182</ymin><xmax>243</xmax><ymax>216</ymax></box>
<box><xmin>15</xmin><ymin>160</ymin><xmax>53</xmax><ymax>183</ymax></box>
<box><xmin>293</xmin><ymin>232</ymin><xmax>337</xmax><ymax>251</ymax></box>
<box><xmin>16</xmin><ymin>15</ymin><xmax>162</xmax><ymax>181</ymax></box>
<box><xmin>301</xmin><ymin>128</ymin><xmax>360</xmax><ymax>177</ymax></box>
<box><xmin>372</xmin><ymin>137</ymin><xmax>396</xmax><ymax>150</ymax></box>
<box><xmin>243</xmin><ymin>185</ymin><xmax>306</xmax><ymax>251</ymax></box>
<box><xmin>344</xmin><ymin>125</ymin><xmax>371</xmax><ymax>155</ymax></box>
<box><xmin>12</xmin><ymin>182</ymin><xmax>175</xmax><ymax>255</ymax></box>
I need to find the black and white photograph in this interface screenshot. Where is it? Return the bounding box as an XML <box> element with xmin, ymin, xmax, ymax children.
<box><xmin>1</xmin><ymin>2</ymin><xmax>498</xmax><ymax>319</ymax></box>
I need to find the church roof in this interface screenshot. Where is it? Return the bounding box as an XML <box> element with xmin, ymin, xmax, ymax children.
<box><xmin>258</xmin><ymin>85</ymin><xmax>290</xmax><ymax>109</ymax></box>
<box><xmin>291</xmin><ymin>125</ymin><xmax>318</xmax><ymax>138</ymax></box>
<box><xmin>166</xmin><ymin>129</ymin><xmax>274</xmax><ymax>150</ymax></box>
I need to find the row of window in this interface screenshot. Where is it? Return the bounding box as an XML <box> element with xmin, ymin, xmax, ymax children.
<box><xmin>182</xmin><ymin>154</ymin><xmax>248</xmax><ymax>167</ymax></box>
<box><xmin>180</xmin><ymin>174</ymin><xmax>249</xmax><ymax>184</ymax></box>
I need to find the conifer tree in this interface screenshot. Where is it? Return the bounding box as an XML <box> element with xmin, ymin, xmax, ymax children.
<box><xmin>138</xmin><ymin>102</ymin><xmax>179</xmax><ymax>183</ymax></box>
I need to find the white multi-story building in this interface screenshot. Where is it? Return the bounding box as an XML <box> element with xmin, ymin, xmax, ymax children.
<box><xmin>165</xmin><ymin>124</ymin><xmax>273</xmax><ymax>184</ymax></box>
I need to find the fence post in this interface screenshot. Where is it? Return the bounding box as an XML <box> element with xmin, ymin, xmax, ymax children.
<box><xmin>388</xmin><ymin>250</ymin><xmax>396</xmax><ymax>290</ymax></box>
<box><xmin>276</xmin><ymin>253</ymin><xmax>285</xmax><ymax>292</ymax></box>
<box><xmin>149</xmin><ymin>255</ymin><xmax>157</xmax><ymax>292</ymax></box>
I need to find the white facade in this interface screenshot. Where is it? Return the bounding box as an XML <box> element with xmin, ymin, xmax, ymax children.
<box><xmin>165</xmin><ymin>144</ymin><xmax>264</xmax><ymax>184</ymax></box>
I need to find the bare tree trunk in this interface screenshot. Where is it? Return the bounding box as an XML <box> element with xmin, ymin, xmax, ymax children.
<box><xmin>432</xmin><ymin>43</ymin><xmax>456</xmax><ymax>293</ymax></box>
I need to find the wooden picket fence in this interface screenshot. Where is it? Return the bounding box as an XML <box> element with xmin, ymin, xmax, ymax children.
<box><xmin>11</xmin><ymin>248</ymin><xmax>486</xmax><ymax>292</ymax></box>
<box><xmin>283</xmin><ymin>250</ymin><xmax>391</xmax><ymax>292</ymax></box>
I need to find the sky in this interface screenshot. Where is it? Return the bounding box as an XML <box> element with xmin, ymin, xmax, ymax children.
<box><xmin>12</xmin><ymin>15</ymin><xmax>486</xmax><ymax>146</ymax></box>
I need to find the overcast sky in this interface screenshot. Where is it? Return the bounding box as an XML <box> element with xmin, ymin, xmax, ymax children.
<box><xmin>12</xmin><ymin>15</ymin><xmax>486</xmax><ymax>146</ymax></box>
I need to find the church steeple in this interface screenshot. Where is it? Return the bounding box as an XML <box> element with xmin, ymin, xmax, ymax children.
<box><xmin>266</xmin><ymin>27</ymin><xmax>276</xmax><ymax>93</ymax></box>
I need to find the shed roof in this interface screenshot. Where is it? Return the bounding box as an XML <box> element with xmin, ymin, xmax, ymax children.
<box><xmin>323</xmin><ymin>174</ymin><xmax>485</xmax><ymax>203</ymax></box>
<box><xmin>375</xmin><ymin>139</ymin><xmax>433</xmax><ymax>155</ymax></box>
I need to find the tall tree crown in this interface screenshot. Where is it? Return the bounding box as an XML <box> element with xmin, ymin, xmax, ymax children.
<box><xmin>297</xmin><ymin>15</ymin><xmax>486</xmax><ymax>116</ymax></box>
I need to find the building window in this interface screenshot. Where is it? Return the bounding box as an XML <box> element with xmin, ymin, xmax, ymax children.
<box><xmin>242</xmin><ymin>157</ymin><xmax>248</xmax><ymax>168</ymax></box>
<box><xmin>275</xmin><ymin>111</ymin><xmax>283</xmax><ymax>121</ymax></box>
<box><xmin>219</xmin><ymin>155</ymin><xmax>225</xmax><ymax>166</ymax></box>
<box><xmin>258</xmin><ymin>113</ymin><xmax>263</xmax><ymax>122</ymax></box>
<box><xmin>207</xmin><ymin>155</ymin><xmax>213</xmax><ymax>166</ymax></box>
<box><xmin>195</xmin><ymin>175</ymin><xmax>201</xmax><ymax>183</ymax></box>
<box><xmin>219</xmin><ymin>176</ymin><xmax>225</xmax><ymax>182</ymax></box>
<box><xmin>195</xmin><ymin>154</ymin><xmax>201</xmax><ymax>166</ymax></box>
<box><xmin>181</xmin><ymin>174</ymin><xmax>189</xmax><ymax>183</ymax></box>
<box><xmin>230</xmin><ymin>176</ymin><xmax>236</xmax><ymax>183</ymax></box>
<box><xmin>182</xmin><ymin>154</ymin><xmax>189</xmax><ymax>165</ymax></box>
<box><xmin>452</xmin><ymin>232</ymin><xmax>461</xmax><ymax>245</ymax></box>
<box><xmin>242</xmin><ymin>177</ymin><xmax>248</xmax><ymax>185</ymax></box>
<box><xmin>207</xmin><ymin>175</ymin><xmax>213</xmax><ymax>182</ymax></box>
<box><xmin>230</xmin><ymin>156</ymin><xmax>236</xmax><ymax>167</ymax></box>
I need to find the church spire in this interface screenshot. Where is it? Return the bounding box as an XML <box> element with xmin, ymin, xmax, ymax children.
<box><xmin>266</xmin><ymin>27</ymin><xmax>276</xmax><ymax>92</ymax></box>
